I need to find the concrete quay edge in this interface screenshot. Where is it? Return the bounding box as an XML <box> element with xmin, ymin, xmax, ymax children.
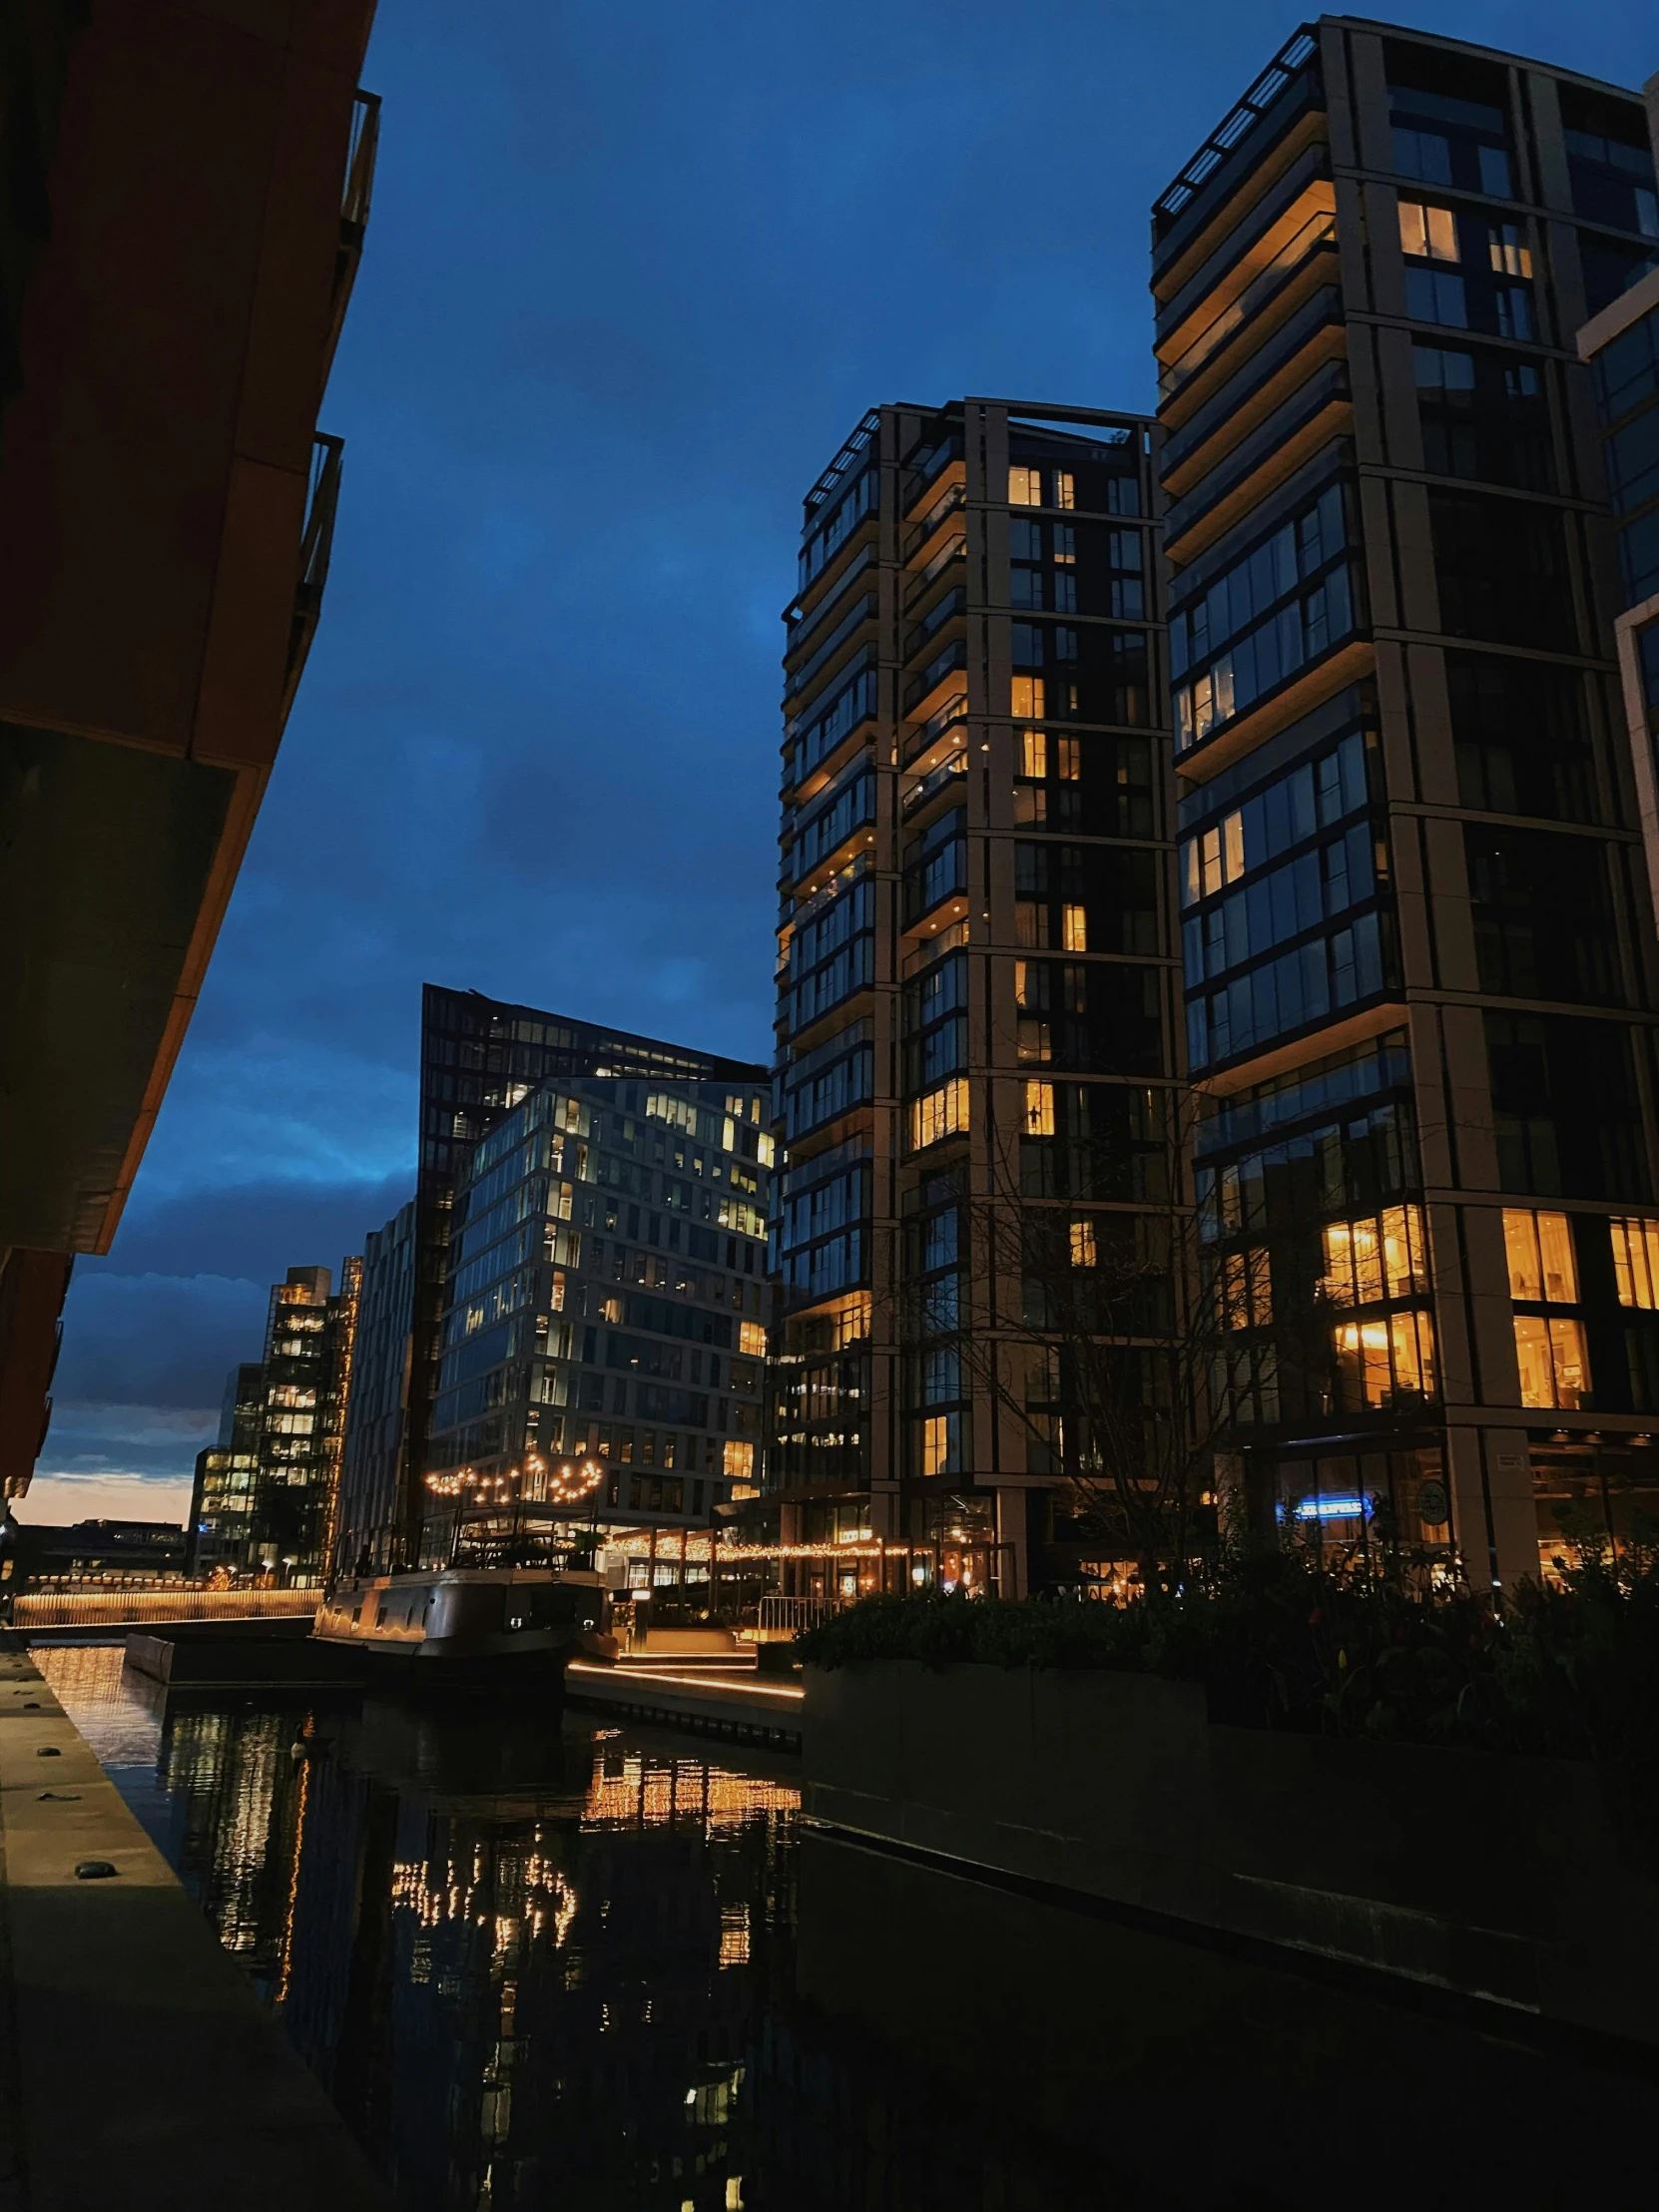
<box><xmin>0</xmin><ymin>1638</ymin><xmax>389</xmax><ymax>2212</ymax></box>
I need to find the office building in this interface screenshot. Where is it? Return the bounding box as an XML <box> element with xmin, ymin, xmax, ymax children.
<box><xmin>195</xmin><ymin>1263</ymin><xmax>360</xmax><ymax>1584</ymax></box>
<box><xmin>0</xmin><ymin>2</ymin><xmax>379</xmax><ymax>1494</ymax></box>
<box><xmin>767</xmin><ymin>400</ymin><xmax>1174</xmax><ymax>1600</ymax></box>
<box><xmin>1158</xmin><ymin>21</ymin><xmax>1659</xmax><ymax>1587</ymax></box>
<box><xmin>334</xmin><ymin>1199</ymin><xmax>417</xmax><ymax>1578</ymax></box>
<box><xmin>406</xmin><ymin>1074</ymin><xmax>772</xmax><ymax>1592</ymax></box>
<box><xmin>188</xmin><ymin>1362</ymin><xmax>265</xmax><ymax>1575</ymax></box>
<box><xmin>332</xmin><ymin>987</ymin><xmax>768</xmax><ymax>1574</ymax></box>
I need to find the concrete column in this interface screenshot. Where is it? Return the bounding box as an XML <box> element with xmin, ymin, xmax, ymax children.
<box><xmin>996</xmin><ymin>1484</ymin><xmax>1028</xmax><ymax>1599</ymax></box>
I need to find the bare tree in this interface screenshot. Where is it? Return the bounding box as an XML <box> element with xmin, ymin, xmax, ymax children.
<box><xmin>897</xmin><ymin>1080</ymin><xmax>1244</xmax><ymax>1599</ymax></box>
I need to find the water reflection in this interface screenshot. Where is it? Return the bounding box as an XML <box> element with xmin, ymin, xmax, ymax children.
<box><xmin>39</xmin><ymin>1647</ymin><xmax>1659</xmax><ymax>2212</ymax></box>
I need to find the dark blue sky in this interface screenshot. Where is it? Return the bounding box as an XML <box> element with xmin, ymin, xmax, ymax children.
<box><xmin>32</xmin><ymin>0</ymin><xmax>1656</xmax><ymax>1521</ymax></box>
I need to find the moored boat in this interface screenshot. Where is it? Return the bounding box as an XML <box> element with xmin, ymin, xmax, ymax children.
<box><xmin>312</xmin><ymin>1564</ymin><xmax>617</xmax><ymax>1692</ymax></box>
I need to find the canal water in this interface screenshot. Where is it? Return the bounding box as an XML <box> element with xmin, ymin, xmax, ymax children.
<box><xmin>35</xmin><ymin>1644</ymin><xmax>1659</xmax><ymax>2211</ymax></box>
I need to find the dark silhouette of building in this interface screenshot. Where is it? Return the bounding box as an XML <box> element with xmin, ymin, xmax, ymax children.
<box><xmin>0</xmin><ymin>0</ymin><xmax>379</xmax><ymax>1497</ymax></box>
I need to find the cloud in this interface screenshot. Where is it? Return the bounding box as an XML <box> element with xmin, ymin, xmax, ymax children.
<box><xmin>48</xmin><ymin>1273</ymin><xmax>269</xmax><ymax>1430</ymax></box>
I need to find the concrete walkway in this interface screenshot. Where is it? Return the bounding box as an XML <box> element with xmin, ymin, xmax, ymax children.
<box><xmin>0</xmin><ymin>1638</ymin><xmax>389</xmax><ymax>2212</ymax></box>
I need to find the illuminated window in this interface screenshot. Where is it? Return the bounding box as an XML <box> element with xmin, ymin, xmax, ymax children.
<box><xmin>1011</xmin><ymin>675</ymin><xmax>1046</xmax><ymax>719</ymax></box>
<box><xmin>1013</xmin><ymin>959</ymin><xmax>1032</xmax><ymax>1008</ymax></box>
<box><xmin>1009</xmin><ymin>466</ymin><xmax>1040</xmax><ymax>506</ymax></box>
<box><xmin>758</xmin><ymin>1132</ymin><xmax>776</xmax><ymax>1166</ymax></box>
<box><xmin>723</xmin><ymin>1440</ymin><xmax>755</xmax><ymax>1482</ymax></box>
<box><xmin>1501</xmin><ymin>1209</ymin><xmax>1577</xmax><ymax>1303</ymax></box>
<box><xmin>550</xmin><ymin>1270</ymin><xmax>566</xmax><ymax>1313</ymax></box>
<box><xmin>1054</xmin><ymin>471</ymin><xmax>1075</xmax><ymax>511</ymax></box>
<box><xmin>1321</xmin><ymin>1206</ymin><xmax>1429</xmax><ymax>1305</ymax></box>
<box><xmin>1020</xmin><ymin>728</ymin><xmax>1047</xmax><ymax>778</ymax></box>
<box><xmin>1024</xmin><ymin>1080</ymin><xmax>1055</xmax><ymax>1137</ymax></box>
<box><xmin>921</xmin><ymin>1412</ymin><xmax>960</xmax><ymax>1477</ymax></box>
<box><xmin>739</xmin><ymin>1321</ymin><xmax>767</xmax><ymax>1356</ymax></box>
<box><xmin>1069</xmin><ymin>1219</ymin><xmax>1097</xmax><ymax>1268</ymax></box>
<box><xmin>1056</xmin><ymin>737</ymin><xmax>1081</xmax><ymax>781</ymax></box>
<box><xmin>910</xmin><ymin>1079</ymin><xmax>969</xmax><ymax>1151</ymax></box>
<box><xmin>1016</xmin><ymin>1019</ymin><xmax>1052</xmax><ymax>1063</ymax></box>
<box><xmin>1061</xmin><ymin>902</ymin><xmax>1087</xmax><ymax>952</ymax></box>
<box><xmin>1398</xmin><ymin>199</ymin><xmax>1458</xmax><ymax>261</ymax></box>
<box><xmin>1487</xmin><ymin>224</ymin><xmax>1532</xmax><ymax>277</ymax></box>
<box><xmin>270</xmin><ymin>1385</ymin><xmax>316</xmax><ymax>1409</ymax></box>
<box><xmin>1221</xmin><ymin>1248</ymin><xmax>1272</xmax><ymax>1329</ymax></box>
<box><xmin>1335</xmin><ymin>1311</ymin><xmax>1437</xmax><ymax>1407</ymax></box>
<box><xmin>1182</xmin><ymin>811</ymin><xmax>1246</xmax><ymax>903</ymax></box>
<box><xmin>1512</xmin><ymin>1314</ymin><xmax>1590</xmax><ymax>1408</ymax></box>
<box><xmin>1610</xmin><ymin>1217</ymin><xmax>1659</xmax><ymax>1309</ymax></box>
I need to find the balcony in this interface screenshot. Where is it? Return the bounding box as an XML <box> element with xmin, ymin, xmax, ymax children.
<box><xmin>322</xmin><ymin>90</ymin><xmax>381</xmax><ymax>381</ymax></box>
<box><xmin>901</xmin><ymin>687</ymin><xmax>968</xmax><ymax>769</ymax></box>
<box><xmin>903</xmin><ymin>584</ymin><xmax>965</xmax><ymax>667</ymax></box>
<box><xmin>901</xmin><ymin>748</ymin><xmax>968</xmax><ymax>820</ymax></box>
<box><xmin>281</xmin><ymin>433</ymin><xmax>343</xmax><ymax>725</ymax></box>
<box><xmin>1152</xmin><ymin>26</ymin><xmax>1321</xmax><ymax>283</ymax></box>
<box><xmin>792</xmin><ymin>849</ymin><xmax>874</xmax><ymax>933</ymax></box>
<box><xmin>903</xmin><ymin>478</ymin><xmax>966</xmax><ymax>564</ymax></box>
<box><xmin>903</xmin><ymin>637</ymin><xmax>966</xmax><ymax>719</ymax></box>
<box><xmin>905</xmin><ymin>537</ymin><xmax>965</xmax><ymax>610</ymax></box>
<box><xmin>1159</xmin><ymin>219</ymin><xmax>1345</xmax><ymax>431</ymax></box>
<box><xmin>1165</xmin><ymin>363</ymin><xmax>1353</xmax><ymax>564</ymax></box>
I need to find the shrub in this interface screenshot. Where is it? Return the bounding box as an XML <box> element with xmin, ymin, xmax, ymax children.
<box><xmin>793</xmin><ymin>1544</ymin><xmax>1659</xmax><ymax>1762</ymax></box>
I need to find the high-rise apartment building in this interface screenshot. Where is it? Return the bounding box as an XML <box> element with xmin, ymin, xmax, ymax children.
<box><xmin>0</xmin><ymin>2</ymin><xmax>378</xmax><ymax>1495</ymax></box>
<box><xmin>196</xmin><ymin>1262</ymin><xmax>360</xmax><ymax>1584</ymax></box>
<box><xmin>346</xmin><ymin>985</ymin><xmax>766</xmax><ymax>1569</ymax></box>
<box><xmin>188</xmin><ymin>1362</ymin><xmax>265</xmax><ymax>1575</ymax></box>
<box><xmin>401</xmin><ymin>1075</ymin><xmax>771</xmax><ymax>1591</ymax></box>
<box><xmin>1157</xmin><ymin>21</ymin><xmax>1659</xmax><ymax>1589</ymax></box>
<box><xmin>767</xmin><ymin>401</ymin><xmax>1173</xmax><ymax>1601</ymax></box>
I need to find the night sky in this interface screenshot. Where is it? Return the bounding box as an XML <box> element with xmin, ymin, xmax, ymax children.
<box><xmin>30</xmin><ymin>0</ymin><xmax>1656</xmax><ymax>1524</ymax></box>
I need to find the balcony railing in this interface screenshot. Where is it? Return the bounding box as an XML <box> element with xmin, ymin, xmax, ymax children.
<box><xmin>902</xmin><ymin>687</ymin><xmax>968</xmax><ymax>767</ymax></box>
<box><xmin>1153</xmin><ymin>26</ymin><xmax>1318</xmax><ymax>242</ymax></box>
<box><xmin>1159</xmin><ymin>207</ymin><xmax>1338</xmax><ymax>402</ymax></box>
<box><xmin>323</xmin><ymin>89</ymin><xmax>382</xmax><ymax>378</ymax></box>
<box><xmin>281</xmin><ymin>432</ymin><xmax>343</xmax><ymax>724</ymax></box>
<box><xmin>901</xmin><ymin>749</ymin><xmax>968</xmax><ymax>819</ymax></box>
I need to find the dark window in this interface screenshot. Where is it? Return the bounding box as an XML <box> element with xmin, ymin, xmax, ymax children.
<box><xmin>1485</xmin><ymin>1011</ymin><xmax>1648</xmax><ymax>1201</ymax></box>
<box><xmin>1593</xmin><ymin>303</ymin><xmax>1659</xmax><ymax>424</ymax></box>
<box><xmin>1413</xmin><ymin>342</ymin><xmax>1553</xmax><ymax>490</ymax></box>
<box><xmin>1560</xmin><ymin>85</ymin><xmax>1659</xmax><ymax>241</ymax></box>
<box><xmin>1447</xmin><ymin>653</ymin><xmax>1600</xmax><ymax>824</ymax></box>
<box><xmin>1604</xmin><ymin>403</ymin><xmax>1659</xmax><ymax>517</ymax></box>
<box><xmin>1464</xmin><ymin>827</ymin><xmax>1624</xmax><ymax>1005</ymax></box>
<box><xmin>1428</xmin><ymin>489</ymin><xmax>1575</xmax><ymax>650</ymax></box>
<box><xmin>1581</xmin><ymin>237</ymin><xmax>1659</xmax><ymax>319</ymax></box>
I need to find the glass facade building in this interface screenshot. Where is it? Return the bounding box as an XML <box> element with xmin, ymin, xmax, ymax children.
<box><xmin>193</xmin><ymin>1263</ymin><xmax>360</xmax><ymax>1585</ymax></box>
<box><xmin>334</xmin><ymin>1198</ymin><xmax>416</xmax><ymax>1579</ymax></box>
<box><xmin>768</xmin><ymin>399</ymin><xmax>1176</xmax><ymax>1599</ymax></box>
<box><xmin>420</xmin><ymin>1074</ymin><xmax>772</xmax><ymax>1585</ymax></box>
<box><xmin>1156</xmin><ymin>22</ymin><xmax>1659</xmax><ymax>1586</ymax></box>
<box><xmin>346</xmin><ymin>986</ymin><xmax>766</xmax><ymax>1573</ymax></box>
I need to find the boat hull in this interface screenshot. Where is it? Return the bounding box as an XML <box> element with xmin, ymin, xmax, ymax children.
<box><xmin>312</xmin><ymin>1568</ymin><xmax>617</xmax><ymax>1696</ymax></box>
